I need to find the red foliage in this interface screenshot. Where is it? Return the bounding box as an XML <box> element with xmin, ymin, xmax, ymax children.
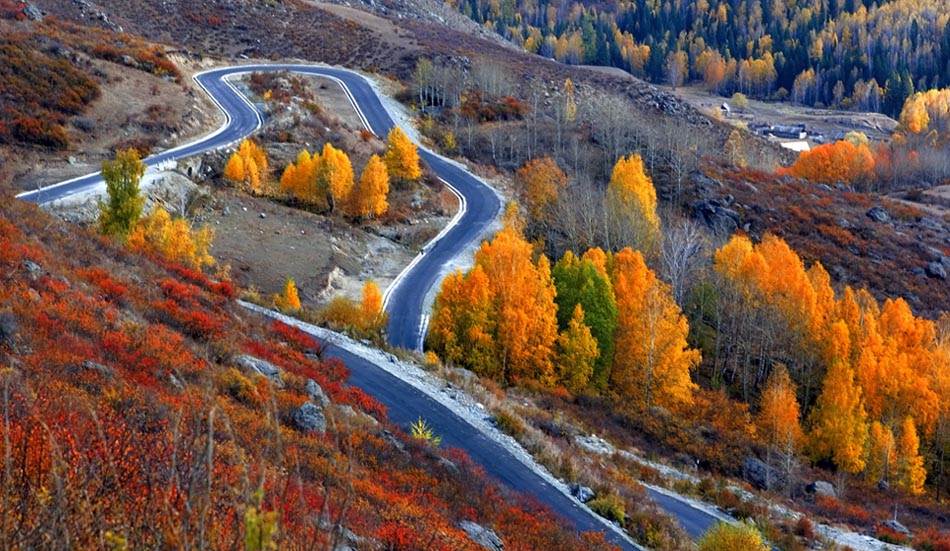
<box><xmin>77</xmin><ymin>266</ymin><xmax>129</xmax><ymax>302</ymax></box>
<box><xmin>813</xmin><ymin>495</ymin><xmax>872</xmax><ymax>526</ymax></box>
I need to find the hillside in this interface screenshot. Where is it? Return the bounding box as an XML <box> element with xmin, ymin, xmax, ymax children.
<box><xmin>0</xmin><ymin>194</ymin><xmax>619</xmax><ymax>550</ymax></box>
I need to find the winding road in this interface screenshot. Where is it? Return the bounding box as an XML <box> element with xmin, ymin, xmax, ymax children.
<box><xmin>18</xmin><ymin>64</ymin><xmax>721</xmax><ymax>548</ymax></box>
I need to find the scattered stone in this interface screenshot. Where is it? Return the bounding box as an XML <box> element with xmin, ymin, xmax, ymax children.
<box><xmin>805</xmin><ymin>480</ymin><xmax>837</xmax><ymax>499</ymax></box>
<box><xmin>911</xmin><ymin>267</ymin><xmax>928</xmax><ymax>279</ymax></box>
<box><xmin>259</xmin><ymin>212</ymin><xmax>266</xmax><ymax>219</ymax></box>
<box><xmin>293</xmin><ymin>402</ymin><xmax>327</xmax><ymax>433</ymax></box>
<box><xmin>877</xmin><ymin>479</ymin><xmax>889</xmax><ymax>491</ymax></box>
<box><xmin>926</xmin><ymin>261</ymin><xmax>947</xmax><ymax>280</ymax></box>
<box><xmin>881</xmin><ymin>519</ymin><xmax>912</xmax><ymax>537</ymax></box>
<box><xmin>693</xmin><ymin>200</ymin><xmax>740</xmax><ymax>235</ymax></box>
<box><xmin>815</xmin><ymin>183</ymin><xmax>834</xmax><ymax>193</ymax></box>
<box><xmin>458</xmin><ymin>521</ymin><xmax>504</xmax><ymax>551</ymax></box>
<box><xmin>743</xmin><ymin>457</ymin><xmax>785</xmax><ymax>491</ymax></box>
<box><xmin>573</xmin><ymin>434</ymin><xmax>616</xmax><ymax>456</ymax></box>
<box><xmin>866</xmin><ymin>206</ymin><xmax>890</xmax><ymax>223</ymax></box>
<box><xmin>235</xmin><ymin>354</ymin><xmax>283</xmax><ymax>387</ymax></box>
<box><xmin>569</xmin><ymin>483</ymin><xmax>596</xmax><ymax>503</ymax></box>
<box><xmin>305</xmin><ymin>379</ymin><xmax>330</xmax><ymax>406</ymax></box>
<box><xmin>377</xmin><ymin>429</ymin><xmax>409</xmax><ymax>458</ymax></box>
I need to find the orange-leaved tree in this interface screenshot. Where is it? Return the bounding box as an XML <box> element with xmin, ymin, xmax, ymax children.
<box><xmin>350</xmin><ymin>154</ymin><xmax>389</xmax><ymax>218</ymax></box>
<box><xmin>383</xmin><ymin>126</ymin><xmax>422</xmax><ymax>187</ymax></box>
<box><xmin>896</xmin><ymin>416</ymin><xmax>927</xmax><ymax>495</ymax></box>
<box><xmin>755</xmin><ymin>364</ymin><xmax>803</xmax><ymax>490</ymax></box>
<box><xmin>515</xmin><ymin>156</ymin><xmax>567</xmax><ymax>228</ymax></box>
<box><xmin>784</xmin><ymin>140</ymin><xmax>874</xmax><ymax>185</ymax></box>
<box><xmin>359</xmin><ymin>280</ymin><xmax>386</xmax><ymax>334</ymax></box>
<box><xmin>609</xmin><ymin>247</ymin><xmax>698</xmax><ymax>412</ymax></box>
<box><xmin>604</xmin><ymin>154</ymin><xmax>660</xmax><ymax>255</ymax></box>
<box><xmin>426</xmin><ymin>265</ymin><xmax>497</xmax><ymax>373</ymax></box>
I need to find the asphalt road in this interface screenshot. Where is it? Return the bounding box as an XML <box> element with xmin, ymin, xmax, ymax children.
<box><xmin>19</xmin><ymin>64</ymin><xmax>721</xmax><ymax>547</ymax></box>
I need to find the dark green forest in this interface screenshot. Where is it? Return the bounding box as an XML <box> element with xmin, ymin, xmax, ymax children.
<box><xmin>451</xmin><ymin>0</ymin><xmax>950</xmax><ymax>116</ymax></box>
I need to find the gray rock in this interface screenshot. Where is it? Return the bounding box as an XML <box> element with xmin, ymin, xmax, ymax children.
<box><xmin>22</xmin><ymin>260</ymin><xmax>43</xmax><ymax>278</ymax></box>
<box><xmin>805</xmin><ymin>480</ymin><xmax>837</xmax><ymax>499</ymax></box>
<box><xmin>22</xmin><ymin>3</ymin><xmax>42</xmax><ymax>20</ymax></box>
<box><xmin>693</xmin><ymin>200</ymin><xmax>740</xmax><ymax>235</ymax></box>
<box><xmin>743</xmin><ymin>457</ymin><xmax>785</xmax><ymax>491</ymax></box>
<box><xmin>235</xmin><ymin>354</ymin><xmax>283</xmax><ymax>387</ymax></box>
<box><xmin>458</xmin><ymin>521</ymin><xmax>504</xmax><ymax>551</ymax></box>
<box><xmin>926</xmin><ymin>261</ymin><xmax>947</xmax><ymax>280</ymax></box>
<box><xmin>866</xmin><ymin>206</ymin><xmax>890</xmax><ymax>223</ymax></box>
<box><xmin>293</xmin><ymin>402</ymin><xmax>326</xmax><ymax>433</ymax></box>
<box><xmin>881</xmin><ymin>519</ymin><xmax>912</xmax><ymax>537</ymax></box>
<box><xmin>305</xmin><ymin>379</ymin><xmax>330</xmax><ymax>405</ymax></box>
<box><xmin>569</xmin><ymin>483</ymin><xmax>596</xmax><ymax>503</ymax></box>
<box><xmin>919</xmin><ymin>217</ymin><xmax>945</xmax><ymax>232</ymax></box>
<box><xmin>911</xmin><ymin>267</ymin><xmax>928</xmax><ymax>279</ymax></box>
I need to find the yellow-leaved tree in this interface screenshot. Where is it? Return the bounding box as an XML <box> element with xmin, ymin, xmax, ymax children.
<box><xmin>359</xmin><ymin>280</ymin><xmax>386</xmax><ymax>334</ymax></box>
<box><xmin>127</xmin><ymin>206</ymin><xmax>215</xmax><ymax>269</ymax></box>
<box><xmin>350</xmin><ymin>154</ymin><xmax>389</xmax><ymax>218</ymax></box>
<box><xmin>273</xmin><ymin>277</ymin><xmax>302</xmax><ymax>311</ymax></box>
<box><xmin>808</xmin><ymin>321</ymin><xmax>868</xmax><ymax>475</ymax></box>
<box><xmin>865</xmin><ymin>420</ymin><xmax>896</xmax><ymax>486</ymax></box>
<box><xmin>99</xmin><ymin>148</ymin><xmax>146</xmax><ymax>239</ymax></box>
<box><xmin>604</xmin><ymin>154</ymin><xmax>660</xmax><ymax>255</ymax></box>
<box><xmin>317</xmin><ymin>142</ymin><xmax>354</xmax><ymax>212</ymax></box>
<box><xmin>555</xmin><ymin>304</ymin><xmax>598</xmax><ymax>394</ymax></box>
<box><xmin>225</xmin><ymin>139</ymin><xmax>268</xmax><ymax>194</ymax></box>
<box><xmin>609</xmin><ymin>247</ymin><xmax>699</xmax><ymax>412</ymax></box>
<box><xmin>383</xmin><ymin>126</ymin><xmax>422</xmax><ymax>187</ymax></box>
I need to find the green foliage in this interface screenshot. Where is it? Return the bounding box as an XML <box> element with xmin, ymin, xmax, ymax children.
<box><xmin>98</xmin><ymin>148</ymin><xmax>146</xmax><ymax>239</ymax></box>
<box><xmin>410</xmin><ymin>417</ymin><xmax>442</xmax><ymax>447</ymax></box>
<box><xmin>552</xmin><ymin>252</ymin><xmax>617</xmax><ymax>386</ymax></box>
<box><xmin>587</xmin><ymin>493</ymin><xmax>626</xmax><ymax>527</ymax></box>
<box><xmin>245</xmin><ymin>489</ymin><xmax>278</xmax><ymax>551</ymax></box>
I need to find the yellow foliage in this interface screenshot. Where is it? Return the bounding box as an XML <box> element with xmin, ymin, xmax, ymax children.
<box><xmin>384</xmin><ymin>126</ymin><xmax>422</xmax><ymax>186</ymax></box>
<box><xmin>755</xmin><ymin>364</ymin><xmax>803</xmax><ymax>455</ymax></box>
<box><xmin>556</xmin><ymin>304</ymin><xmax>598</xmax><ymax>394</ymax></box>
<box><xmin>273</xmin><ymin>277</ymin><xmax>301</xmax><ymax>311</ymax></box>
<box><xmin>605</xmin><ymin>154</ymin><xmax>660</xmax><ymax>253</ymax></box>
<box><xmin>318</xmin><ymin>142</ymin><xmax>354</xmax><ymax>211</ymax></box>
<box><xmin>896</xmin><ymin>416</ymin><xmax>927</xmax><ymax>495</ymax></box>
<box><xmin>698</xmin><ymin>522</ymin><xmax>769</xmax><ymax>551</ymax></box>
<box><xmin>127</xmin><ymin>206</ymin><xmax>215</xmax><ymax>269</ymax></box>
<box><xmin>225</xmin><ymin>139</ymin><xmax>269</xmax><ymax>194</ymax></box>
<box><xmin>351</xmin><ymin>154</ymin><xmax>389</xmax><ymax>218</ymax></box>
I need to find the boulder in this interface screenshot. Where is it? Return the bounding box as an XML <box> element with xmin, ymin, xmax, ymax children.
<box><xmin>569</xmin><ymin>483</ymin><xmax>596</xmax><ymax>503</ymax></box>
<box><xmin>305</xmin><ymin>378</ymin><xmax>330</xmax><ymax>406</ymax></box>
<box><xmin>693</xmin><ymin>200</ymin><xmax>740</xmax><ymax>235</ymax></box>
<box><xmin>805</xmin><ymin>480</ymin><xmax>837</xmax><ymax>499</ymax></box>
<box><xmin>866</xmin><ymin>206</ymin><xmax>890</xmax><ymax>223</ymax></box>
<box><xmin>22</xmin><ymin>3</ymin><xmax>42</xmax><ymax>20</ymax></box>
<box><xmin>0</xmin><ymin>311</ymin><xmax>18</xmax><ymax>346</ymax></box>
<box><xmin>573</xmin><ymin>434</ymin><xmax>615</xmax><ymax>456</ymax></box>
<box><xmin>235</xmin><ymin>355</ymin><xmax>283</xmax><ymax>387</ymax></box>
<box><xmin>743</xmin><ymin>457</ymin><xmax>785</xmax><ymax>491</ymax></box>
<box><xmin>881</xmin><ymin>519</ymin><xmax>912</xmax><ymax>537</ymax></box>
<box><xmin>22</xmin><ymin>260</ymin><xmax>43</xmax><ymax>279</ymax></box>
<box><xmin>293</xmin><ymin>402</ymin><xmax>326</xmax><ymax>433</ymax></box>
<box><xmin>458</xmin><ymin>521</ymin><xmax>504</xmax><ymax>551</ymax></box>
<box><xmin>926</xmin><ymin>261</ymin><xmax>947</xmax><ymax>280</ymax></box>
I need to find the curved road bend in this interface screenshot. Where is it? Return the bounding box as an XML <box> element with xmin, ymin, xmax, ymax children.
<box><xmin>17</xmin><ymin>64</ymin><xmax>719</xmax><ymax>545</ymax></box>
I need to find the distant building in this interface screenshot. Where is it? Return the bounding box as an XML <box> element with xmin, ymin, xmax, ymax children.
<box><xmin>780</xmin><ymin>140</ymin><xmax>811</xmax><ymax>152</ymax></box>
<box><xmin>769</xmin><ymin>124</ymin><xmax>807</xmax><ymax>139</ymax></box>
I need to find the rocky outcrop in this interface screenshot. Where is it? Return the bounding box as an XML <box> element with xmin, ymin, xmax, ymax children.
<box><xmin>926</xmin><ymin>261</ymin><xmax>947</xmax><ymax>280</ymax></box>
<box><xmin>743</xmin><ymin>457</ymin><xmax>785</xmax><ymax>491</ymax></box>
<box><xmin>458</xmin><ymin>521</ymin><xmax>504</xmax><ymax>551</ymax></box>
<box><xmin>306</xmin><ymin>379</ymin><xmax>330</xmax><ymax>406</ymax></box>
<box><xmin>693</xmin><ymin>199</ymin><xmax>740</xmax><ymax>235</ymax></box>
<box><xmin>235</xmin><ymin>355</ymin><xmax>283</xmax><ymax>387</ymax></box>
<box><xmin>805</xmin><ymin>480</ymin><xmax>837</xmax><ymax>499</ymax></box>
<box><xmin>866</xmin><ymin>206</ymin><xmax>890</xmax><ymax>223</ymax></box>
<box><xmin>293</xmin><ymin>402</ymin><xmax>327</xmax><ymax>433</ymax></box>
<box><xmin>569</xmin><ymin>483</ymin><xmax>595</xmax><ymax>503</ymax></box>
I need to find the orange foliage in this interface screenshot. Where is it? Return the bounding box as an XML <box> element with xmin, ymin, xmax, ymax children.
<box><xmin>783</xmin><ymin>140</ymin><xmax>874</xmax><ymax>185</ymax></box>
